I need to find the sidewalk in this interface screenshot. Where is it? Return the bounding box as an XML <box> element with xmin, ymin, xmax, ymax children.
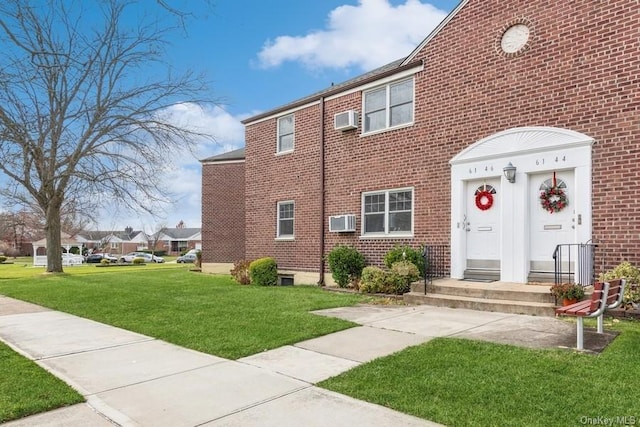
<box><xmin>0</xmin><ymin>295</ymin><xmax>616</xmax><ymax>426</ymax></box>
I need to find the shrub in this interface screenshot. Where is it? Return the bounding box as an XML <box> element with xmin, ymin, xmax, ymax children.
<box><xmin>0</xmin><ymin>256</ymin><xmax>6</xmax><ymax>263</ymax></box>
<box><xmin>600</xmin><ymin>261</ymin><xmax>640</xmax><ymax>305</ymax></box>
<box><xmin>383</xmin><ymin>245</ymin><xmax>425</xmax><ymax>277</ymax></box>
<box><xmin>326</xmin><ymin>245</ymin><xmax>366</xmax><ymax>288</ymax></box>
<box><xmin>388</xmin><ymin>261</ymin><xmax>420</xmax><ymax>294</ymax></box>
<box><xmin>231</xmin><ymin>259</ymin><xmax>252</xmax><ymax>285</ymax></box>
<box><xmin>249</xmin><ymin>257</ymin><xmax>277</xmax><ymax>286</ymax></box>
<box><xmin>360</xmin><ymin>266</ymin><xmax>387</xmax><ymax>294</ymax></box>
<box><xmin>132</xmin><ymin>257</ymin><xmax>145</xmax><ymax>265</ymax></box>
<box><xmin>100</xmin><ymin>258</ymin><xmax>111</xmax><ymax>265</ymax></box>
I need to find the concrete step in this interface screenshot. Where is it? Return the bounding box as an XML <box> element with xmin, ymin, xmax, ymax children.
<box><xmin>404</xmin><ymin>292</ymin><xmax>557</xmax><ymax>317</ymax></box>
<box><xmin>432</xmin><ymin>283</ymin><xmax>552</xmax><ymax>303</ymax></box>
<box><xmin>527</xmin><ymin>271</ymin><xmax>557</xmax><ymax>283</ymax></box>
<box><xmin>407</xmin><ymin>278</ymin><xmax>558</xmax><ymax>316</ymax></box>
<box><xmin>463</xmin><ymin>269</ymin><xmax>500</xmax><ymax>282</ymax></box>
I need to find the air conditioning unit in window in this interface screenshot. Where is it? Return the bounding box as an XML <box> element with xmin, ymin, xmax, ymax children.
<box><xmin>329</xmin><ymin>214</ymin><xmax>356</xmax><ymax>232</ymax></box>
<box><xmin>334</xmin><ymin>110</ymin><xmax>358</xmax><ymax>131</ymax></box>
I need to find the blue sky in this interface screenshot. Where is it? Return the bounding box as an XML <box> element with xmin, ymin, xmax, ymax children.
<box><xmin>89</xmin><ymin>0</ymin><xmax>461</xmax><ymax>230</ymax></box>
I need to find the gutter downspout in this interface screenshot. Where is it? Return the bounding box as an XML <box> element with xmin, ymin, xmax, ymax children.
<box><xmin>318</xmin><ymin>97</ymin><xmax>326</xmax><ymax>286</ymax></box>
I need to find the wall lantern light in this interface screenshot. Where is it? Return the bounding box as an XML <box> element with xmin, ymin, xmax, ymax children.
<box><xmin>503</xmin><ymin>162</ymin><xmax>517</xmax><ymax>183</ymax></box>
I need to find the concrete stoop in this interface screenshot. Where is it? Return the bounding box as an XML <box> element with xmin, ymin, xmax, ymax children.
<box><xmin>404</xmin><ymin>279</ymin><xmax>557</xmax><ymax>317</ymax></box>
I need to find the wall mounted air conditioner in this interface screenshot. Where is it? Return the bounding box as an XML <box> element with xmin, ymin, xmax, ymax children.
<box><xmin>329</xmin><ymin>214</ymin><xmax>356</xmax><ymax>232</ymax></box>
<box><xmin>334</xmin><ymin>110</ymin><xmax>358</xmax><ymax>131</ymax></box>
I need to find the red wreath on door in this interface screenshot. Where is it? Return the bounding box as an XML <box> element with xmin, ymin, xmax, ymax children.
<box><xmin>475</xmin><ymin>190</ymin><xmax>493</xmax><ymax>210</ymax></box>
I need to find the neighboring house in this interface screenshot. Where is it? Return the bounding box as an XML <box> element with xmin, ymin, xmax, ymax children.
<box><xmin>202</xmin><ymin>1</ymin><xmax>640</xmax><ymax>286</ymax></box>
<box><xmin>155</xmin><ymin>227</ymin><xmax>202</xmax><ymax>256</ymax></box>
<box><xmin>200</xmin><ymin>148</ymin><xmax>245</xmax><ymax>273</ymax></box>
<box><xmin>81</xmin><ymin>227</ymin><xmax>148</xmax><ymax>255</ymax></box>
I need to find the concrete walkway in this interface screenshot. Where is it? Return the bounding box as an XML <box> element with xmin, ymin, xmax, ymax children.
<box><xmin>0</xmin><ymin>296</ymin><xmax>616</xmax><ymax>426</ymax></box>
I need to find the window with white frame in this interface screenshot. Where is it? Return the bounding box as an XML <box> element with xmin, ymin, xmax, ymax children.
<box><xmin>277</xmin><ymin>114</ymin><xmax>294</xmax><ymax>153</ymax></box>
<box><xmin>277</xmin><ymin>201</ymin><xmax>294</xmax><ymax>238</ymax></box>
<box><xmin>110</xmin><ymin>241</ymin><xmax>118</xmax><ymax>249</ymax></box>
<box><xmin>363</xmin><ymin>78</ymin><xmax>414</xmax><ymax>133</ymax></box>
<box><xmin>362</xmin><ymin>188</ymin><xmax>413</xmax><ymax>236</ymax></box>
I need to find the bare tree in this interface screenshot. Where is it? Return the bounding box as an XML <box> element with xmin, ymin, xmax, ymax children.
<box><xmin>145</xmin><ymin>222</ymin><xmax>168</xmax><ymax>257</ymax></box>
<box><xmin>0</xmin><ymin>1</ymin><xmax>214</xmax><ymax>272</ymax></box>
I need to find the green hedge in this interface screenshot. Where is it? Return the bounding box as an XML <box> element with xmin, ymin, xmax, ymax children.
<box><xmin>249</xmin><ymin>257</ymin><xmax>277</xmax><ymax>286</ymax></box>
<box><xmin>326</xmin><ymin>245</ymin><xmax>366</xmax><ymax>288</ymax></box>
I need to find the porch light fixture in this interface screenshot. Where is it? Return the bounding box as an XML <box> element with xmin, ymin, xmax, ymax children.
<box><xmin>503</xmin><ymin>162</ymin><xmax>517</xmax><ymax>183</ymax></box>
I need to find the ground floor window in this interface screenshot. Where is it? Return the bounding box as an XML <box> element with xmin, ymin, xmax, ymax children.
<box><xmin>171</xmin><ymin>241</ymin><xmax>188</xmax><ymax>253</ymax></box>
<box><xmin>277</xmin><ymin>200</ymin><xmax>294</xmax><ymax>238</ymax></box>
<box><xmin>362</xmin><ymin>187</ymin><xmax>413</xmax><ymax>236</ymax></box>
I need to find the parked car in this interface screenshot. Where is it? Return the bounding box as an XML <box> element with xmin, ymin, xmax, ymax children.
<box><xmin>176</xmin><ymin>253</ymin><xmax>197</xmax><ymax>263</ymax></box>
<box><xmin>119</xmin><ymin>252</ymin><xmax>164</xmax><ymax>263</ymax></box>
<box><xmin>62</xmin><ymin>253</ymin><xmax>84</xmax><ymax>265</ymax></box>
<box><xmin>85</xmin><ymin>253</ymin><xmax>118</xmax><ymax>263</ymax></box>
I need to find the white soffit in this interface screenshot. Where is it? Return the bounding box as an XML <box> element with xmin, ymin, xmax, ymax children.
<box><xmin>450</xmin><ymin>127</ymin><xmax>595</xmax><ymax>165</ymax></box>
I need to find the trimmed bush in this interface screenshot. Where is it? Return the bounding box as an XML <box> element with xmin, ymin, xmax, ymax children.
<box><xmin>326</xmin><ymin>245</ymin><xmax>366</xmax><ymax>288</ymax></box>
<box><xmin>360</xmin><ymin>266</ymin><xmax>387</xmax><ymax>294</ymax></box>
<box><xmin>132</xmin><ymin>257</ymin><xmax>145</xmax><ymax>265</ymax></box>
<box><xmin>383</xmin><ymin>245</ymin><xmax>425</xmax><ymax>278</ymax></box>
<box><xmin>230</xmin><ymin>259</ymin><xmax>252</xmax><ymax>285</ymax></box>
<box><xmin>389</xmin><ymin>261</ymin><xmax>420</xmax><ymax>294</ymax></box>
<box><xmin>249</xmin><ymin>257</ymin><xmax>277</xmax><ymax>286</ymax></box>
<box><xmin>600</xmin><ymin>261</ymin><xmax>640</xmax><ymax>305</ymax></box>
<box><xmin>0</xmin><ymin>256</ymin><xmax>6</xmax><ymax>263</ymax></box>
<box><xmin>100</xmin><ymin>258</ymin><xmax>111</xmax><ymax>265</ymax></box>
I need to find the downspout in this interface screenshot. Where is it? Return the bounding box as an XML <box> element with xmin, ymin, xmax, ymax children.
<box><xmin>318</xmin><ymin>97</ymin><xmax>326</xmax><ymax>286</ymax></box>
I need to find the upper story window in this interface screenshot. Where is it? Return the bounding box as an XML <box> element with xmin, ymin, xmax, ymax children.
<box><xmin>277</xmin><ymin>200</ymin><xmax>294</xmax><ymax>239</ymax></box>
<box><xmin>277</xmin><ymin>114</ymin><xmax>294</xmax><ymax>153</ymax></box>
<box><xmin>363</xmin><ymin>78</ymin><xmax>414</xmax><ymax>134</ymax></box>
<box><xmin>362</xmin><ymin>188</ymin><xmax>413</xmax><ymax>237</ymax></box>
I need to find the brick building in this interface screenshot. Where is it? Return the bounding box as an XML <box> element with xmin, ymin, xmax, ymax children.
<box><xmin>202</xmin><ymin>0</ymin><xmax>640</xmax><ymax>285</ymax></box>
<box><xmin>200</xmin><ymin>148</ymin><xmax>245</xmax><ymax>273</ymax></box>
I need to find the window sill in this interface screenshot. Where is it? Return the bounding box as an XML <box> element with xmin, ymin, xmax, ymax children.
<box><xmin>359</xmin><ymin>234</ymin><xmax>413</xmax><ymax>240</ymax></box>
<box><xmin>275</xmin><ymin>236</ymin><xmax>295</xmax><ymax>241</ymax></box>
<box><xmin>275</xmin><ymin>149</ymin><xmax>294</xmax><ymax>156</ymax></box>
<box><xmin>360</xmin><ymin>122</ymin><xmax>413</xmax><ymax>138</ymax></box>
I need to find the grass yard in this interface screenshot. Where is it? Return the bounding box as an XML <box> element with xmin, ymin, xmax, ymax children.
<box><xmin>0</xmin><ymin>341</ymin><xmax>83</xmax><ymax>423</ymax></box>
<box><xmin>0</xmin><ymin>264</ymin><xmax>365</xmax><ymax>359</ymax></box>
<box><xmin>320</xmin><ymin>320</ymin><xmax>640</xmax><ymax>427</ymax></box>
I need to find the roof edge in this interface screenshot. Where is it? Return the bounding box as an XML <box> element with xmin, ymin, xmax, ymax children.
<box><xmin>401</xmin><ymin>0</ymin><xmax>470</xmax><ymax>65</ymax></box>
<box><xmin>242</xmin><ymin>59</ymin><xmax>424</xmax><ymax>125</ymax></box>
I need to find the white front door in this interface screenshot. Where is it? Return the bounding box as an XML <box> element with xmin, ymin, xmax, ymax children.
<box><xmin>466</xmin><ymin>178</ymin><xmax>501</xmax><ymax>271</ymax></box>
<box><xmin>529</xmin><ymin>170</ymin><xmax>575</xmax><ymax>272</ymax></box>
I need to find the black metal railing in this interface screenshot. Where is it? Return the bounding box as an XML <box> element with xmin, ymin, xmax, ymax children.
<box><xmin>553</xmin><ymin>242</ymin><xmax>598</xmax><ymax>287</ymax></box>
<box><xmin>422</xmin><ymin>244</ymin><xmax>449</xmax><ymax>293</ymax></box>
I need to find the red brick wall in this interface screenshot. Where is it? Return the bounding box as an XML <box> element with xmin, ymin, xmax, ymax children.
<box><xmin>245</xmin><ymin>0</ymin><xmax>640</xmax><ymax>273</ymax></box>
<box><xmin>245</xmin><ymin>108</ymin><xmax>323</xmax><ymax>271</ymax></box>
<box><xmin>201</xmin><ymin>161</ymin><xmax>245</xmax><ymax>263</ymax></box>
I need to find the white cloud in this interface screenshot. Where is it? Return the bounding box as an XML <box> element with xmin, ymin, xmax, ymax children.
<box><xmin>257</xmin><ymin>0</ymin><xmax>448</xmax><ymax>71</ymax></box>
<box><xmin>96</xmin><ymin>103</ymin><xmax>245</xmax><ymax>230</ymax></box>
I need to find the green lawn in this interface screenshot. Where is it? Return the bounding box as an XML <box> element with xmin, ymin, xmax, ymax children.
<box><xmin>2</xmin><ymin>263</ymin><xmax>638</xmax><ymax>426</ymax></box>
<box><xmin>0</xmin><ymin>265</ymin><xmax>365</xmax><ymax>359</ymax></box>
<box><xmin>320</xmin><ymin>320</ymin><xmax>640</xmax><ymax>427</ymax></box>
<box><xmin>0</xmin><ymin>341</ymin><xmax>83</xmax><ymax>423</ymax></box>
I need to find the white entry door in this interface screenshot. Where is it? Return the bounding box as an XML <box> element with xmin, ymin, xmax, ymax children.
<box><xmin>529</xmin><ymin>170</ymin><xmax>575</xmax><ymax>272</ymax></box>
<box><xmin>466</xmin><ymin>178</ymin><xmax>501</xmax><ymax>271</ymax></box>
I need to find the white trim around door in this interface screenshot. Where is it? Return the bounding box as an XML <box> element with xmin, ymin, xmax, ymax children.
<box><xmin>450</xmin><ymin>127</ymin><xmax>594</xmax><ymax>283</ymax></box>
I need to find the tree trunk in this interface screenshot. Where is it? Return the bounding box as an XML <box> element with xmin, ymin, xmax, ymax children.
<box><xmin>45</xmin><ymin>202</ymin><xmax>64</xmax><ymax>273</ymax></box>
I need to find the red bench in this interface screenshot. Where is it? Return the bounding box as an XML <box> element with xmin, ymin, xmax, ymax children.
<box><xmin>555</xmin><ymin>279</ymin><xmax>626</xmax><ymax>350</ymax></box>
<box><xmin>555</xmin><ymin>281</ymin><xmax>609</xmax><ymax>350</ymax></box>
<box><xmin>597</xmin><ymin>278</ymin><xmax>626</xmax><ymax>333</ymax></box>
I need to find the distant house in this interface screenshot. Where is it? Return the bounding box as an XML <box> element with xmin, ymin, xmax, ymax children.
<box><xmin>81</xmin><ymin>227</ymin><xmax>148</xmax><ymax>255</ymax></box>
<box><xmin>154</xmin><ymin>227</ymin><xmax>202</xmax><ymax>255</ymax></box>
<box><xmin>201</xmin><ymin>1</ymin><xmax>640</xmax><ymax>286</ymax></box>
